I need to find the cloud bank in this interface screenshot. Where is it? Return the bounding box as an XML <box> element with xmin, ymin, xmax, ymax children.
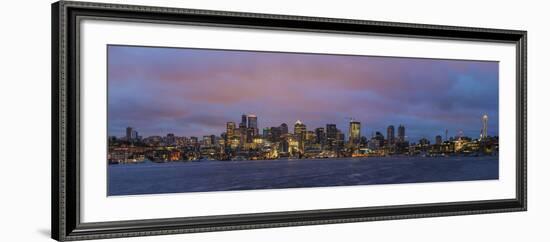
<box><xmin>108</xmin><ymin>45</ymin><xmax>499</xmax><ymax>142</ymax></box>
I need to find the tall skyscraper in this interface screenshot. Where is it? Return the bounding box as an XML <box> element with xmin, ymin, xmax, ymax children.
<box><xmin>481</xmin><ymin>114</ymin><xmax>489</xmax><ymax>139</ymax></box>
<box><xmin>294</xmin><ymin>120</ymin><xmax>306</xmax><ymax>135</ymax></box>
<box><xmin>238</xmin><ymin>114</ymin><xmax>247</xmax><ymax>143</ymax></box>
<box><xmin>326</xmin><ymin>124</ymin><xmax>337</xmax><ymax>147</ymax></box>
<box><xmin>270</xmin><ymin>126</ymin><xmax>282</xmax><ymax>142</ymax></box>
<box><xmin>294</xmin><ymin>120</ymin><xmax>307</xmax><ymax>152</ymax></box>
<box><xmin>246</xmin><ymin>128</ymin><xmax>255</xmax><ymax>143</ymax></box>
<box><xmin>397</xmin><ymin>125</ymin><xmax>405</xmax><ymax>142</ymax></box>
<box><xmin>336</xmin><ymin>129</ymin><xmax>345</xmax><ymax>148</ymax></box>
<box><xmin>387</xmin><ymin>125</ymin><xmax>395</xmax><ymax>145</ymax></box>
<box><xmin>280</xmin><ymin>123</ymin><xmax>288</xmax><ymax>135</ymax></box>
<box><xmin>279</xmin><ymin>139</ymin><xmax>289</xmax><ymax>153</ymax></box>
<box><xmin>247</xmin><ymin>114</ymin><xmax>258</xmax><ymax>129</ymax></box>
<box><xmin>226</xmin><ymin>122</ymin><xmax>236</xmax><ymax>137</ymax></box>
<box><xmin>262</xmin><ymin>127</ymin><xmax>271</xmax><ymax>138</ymax></box>
<box><xmin>240</xmin><ymin>114</ymin><xmax>247</xmax><ymax>127</ymax></box>
<box><xmin>247</xmin><ymin>114</ymin><xmax>258</xmax><ymax>136</ymax></box>
<box><xmin>326</xmin><ymin>124</ymin><xmax>337</xmax><ymax>139</ymax></box>
<box><xmin>126</xmin><ymin>126</ymin><xmax>138</xmax><ymax>142</ymax></box>
<box><xmin>348</xmin><ymin>120</ymin><xmax>361</xmax><ymax>145</ymax></box>
<box><xmin>126</xmin><ymin>127</ymin><xmax>133</xmax><ymax>141</ymax></box>
<box><xmin>374</xmin><ymin>132</ymin><xmax>384</xmax><ymax>142</ymax></box>
<box><xmin>305</xmin><ymin>131</ymin><xmax>316</xmax><ymax>144</ymax></box>
<box><xmin>315</xmin><ymin>127</ymin><xmax>326</xmax><ymax>145</ymax></box>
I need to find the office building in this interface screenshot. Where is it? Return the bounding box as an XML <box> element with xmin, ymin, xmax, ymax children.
<box><xmin>387</xmin><ymin>125</ymin><xmax>395</xmax><ymax>145</ymax></box>
<box><xmin>315</xmin><ymin>127</ymin><xmax>325</xmax><ymax>145</ymax></box>
<box><xmin>398</xmin><ymin>125</ymin><xmax>406</xmax><ymax>142</ymax></box>
<box><xmin>226</xmin><ymin>122</ymin><xmax>236</xmax><ymax>137</ymax></box>
<box><xmin>348</xmin><ymin>120</ymin><xmax>361</xmax><ymax>145</ymax></box>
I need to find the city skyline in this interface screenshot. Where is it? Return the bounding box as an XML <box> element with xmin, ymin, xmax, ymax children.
<box><xmin>116</xmin><ymin>112</ymin><xmax>494</xmax><ymax>145</ymax></box>
<box><xmin>108</xmin><ymin>45</ymin><xmax>499</xmax><ymax>142</ymax></box>
<box><xmin>111</xmin><ymin>111</ymin><xmax>498</xmax><ymax>165</ymax></box>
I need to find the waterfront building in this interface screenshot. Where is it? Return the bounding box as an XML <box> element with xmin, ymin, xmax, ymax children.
<box><xmin>229</xmin><ymin>136</ymin><xmax>240</xmax><ymax>149</ymax></box>
<box><xmin>374</xmin><ymin>132</ymin><xmax>385</xmax><ymax>144</ymax></box>
<box><xmin>419</xmin><ymin>138</ymin><xmax>430</xmax><ymax>145</ymax></box>
<box><xmin>315</xmin><ymin>127</ymin><xmax>325</xmax><ymax>145</ymax></box>
<box><xmin>279</xmin><ymin>139</ymin><xmax>289</xmax><ymax>153</ymax></box>
<box><xmin>237</xmin><ymin>116</ymin><xmax>247</xmax><ymax>145</ymax></box>
<box><xmin>326</xmin><ymin>124</ymin><xmax>337</xmax><ymax>148</ymax></box>
<box><xmin>202</xmin><ymin>135</ymin><xmax>212</xmax><ymax>146</ymax></box>
<box><xmin>360</xmin><ymin>136</ymin><xmax>368</xmax><ymax>145</ymax></box>
<box><xmin>176</xmin><ymin>136</ymin><xmax>189</xmax><ymax>146</ymax></box>
<box><xmin>294</xmin><ymin>120</ymin><xmax>306</xmax><ymax>135</ymax></box>
<box><xmin>294</xmin><ymin>120</ymin><xmax>307</xmax><ymax>152</ymax></box>
<box><xmin>168</xmin><ymin>150</ymin><xmax>181</xmax><ymax>161</ymax></box>
<box><xmin>398</xmin><ymin>125</ymin><xmax>406</xmax><ymax>142</ymax></box>
<box><xmin>226</xmin><ymin>122</ymin><xmax>236</xmax><ymax>137</ymax></box>
<box><xmin>239</xmin><ymin>114</ymin><xmax>247</xmax><ymax>143</ymax></box>
<box><xmin>247</xmin><ymin>114</ymin><xmax>258</xmax><ymax>128</ymax></box>
<box><xmin>280</xmin><ymin>123</ymin><xmax>288</xmax><ymax>135</ymax></box>
<box><xmin>240</xmin><ymin>114</ymin><xmax>247</xmax><ymax>127</ymax></box>
<box><xmin>270</xmin><ymin>126</ymin><xmax>282</xmax><ymax>142</ymax></box>
<box><xmin>126</xmin><ymin>127</ymin><xmax>133</xmax><ymax>141</ymax></box>
<box><xmin>336</xmin><ymin>129</ymin><xmax>345</xmax><ymax>149</ymax></box>
<box><xmin>126</xmin><ymin>127</ymin><xmax>139</xmax><ymax>142</ymax></box>
<box><xmin>435</xmin><ymin>135</ymin><xmax>443</xmax><ymax>145</ymax></box>
<box><xmin>262</xmin><ymin>127</ymin><xmax>271</xmax><ymax>138</ymax></box>
<box><xmin>219</xmin><ymin>133</ymin><xmax>226</xmax><ymax>145</ymax></box>
<box><xmin>453</xmin><ymin>138</ymin><xmax>468</xmax><ymax>152</ymax></box>
<box><xmin>210</xmin><ymin>135</ymin><xmax>216</xmax><ymax>146</ymax></box>
<box><xmin>387</xmin><ymin>125</ymin><xmax>395</xmax><ymax>145</ymax></box>
<box><xmin>133</xmin><ymin>131</ymin><xmax>139</xmax><ymax>142</ymax></box>
<box><xmin>189</xmin><ymin>136</ymin><xmax>198</xmax><ymax>143</ymax></box>
<box><xmin>368</xmin><ymin>138</ymin><xmax>381</xmax><ymax>150</ymax></box>
<box><xmin>166</xmin><ymin>133</ymin><xmax>175</xmax><ymax>145</ymax></box>
<box><xmin>287</xmin><ymin>136</ymin><xmax>300</xmax><ymax>156</ymax></box>
<box><xmin>246</xmin><ymin>127</ymin><xmax>255</xmax><ymax>143</ymax></box>
<box><xmin>142</xmin><ymin>135</ymin><xmax>161</xmax><ymax>145</ymax></box>
<box><xmin>348</xmin><ymin>120</ymin><xmax>361</xmax><ymax>146</ymax></box>
<box><xmin>247</xmin><ymin>114</ymin><xmax>258</xmax><ymax>136</ymax></box>
<box><xmin>305</xmin><ymin>130</ymin><xmax>316</xmax><ymax>144</ymax></box>
<box><xmin>253</xmin><ymin>137</ymin><xmax>264</xmax><ymax>147</ymax></box>
<box><xmin>439</xmin><ymin>141</ymin><xmax>454</xmax><ymax>153</ymax></box>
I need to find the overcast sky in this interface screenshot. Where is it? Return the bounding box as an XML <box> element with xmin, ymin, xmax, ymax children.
<box><xmin>107</xmin><ymin>45</ymin><xmax>499</xmax><ymax>142</ymax></box>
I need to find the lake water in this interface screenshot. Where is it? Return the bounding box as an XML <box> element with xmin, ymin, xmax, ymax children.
<box><xmin>108</xmin><ymin>156</ymin><xmax>498</xmax><ymax>196</ymax></box>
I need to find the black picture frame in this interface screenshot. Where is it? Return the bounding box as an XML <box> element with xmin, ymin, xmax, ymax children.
<box><xmin>52</xmin><ymin>1</ymin><xmax>527</xmax><ymax>241</ymax></box>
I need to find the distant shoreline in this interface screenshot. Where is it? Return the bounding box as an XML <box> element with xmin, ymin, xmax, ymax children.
<box><xmin>108</xmin><ymin>153</ymin><xmax>499</xmax><ymax>165</ymax></box>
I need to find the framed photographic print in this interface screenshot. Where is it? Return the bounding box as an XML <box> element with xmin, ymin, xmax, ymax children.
<box><xmin>52</xmin><ymin>1</ymin><xmax>527</xmax><ymax>241</ymax></box>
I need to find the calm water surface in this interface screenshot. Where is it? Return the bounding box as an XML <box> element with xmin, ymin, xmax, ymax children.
<box><xmin>108</xmin><ymin>156</ymin><xmax>498</xmax><ymax>196</ymax></box>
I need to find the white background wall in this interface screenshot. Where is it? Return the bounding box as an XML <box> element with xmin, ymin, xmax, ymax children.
<box><xmin>0</xmin><ymin>0</ymin><xmax>547</xmax><ymax>241</ymax></box>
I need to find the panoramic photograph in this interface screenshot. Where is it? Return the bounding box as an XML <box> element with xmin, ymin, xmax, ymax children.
<box><xmin>107</xmin><ymin>45</ymin><xmax>499</xmax><ymax>196</ymax></box>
